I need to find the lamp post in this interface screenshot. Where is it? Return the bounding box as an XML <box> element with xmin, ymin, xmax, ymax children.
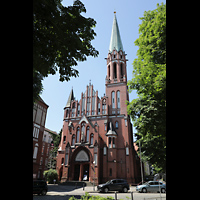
<box><xmin>93</xmin><ymin>161</ymin><xmax>95</xmax><ymax>191</ymax></box>
<box><xmin>139</xmin><ymin>141</ymin><xmax>144</xmax><ymax>184</ymax></box>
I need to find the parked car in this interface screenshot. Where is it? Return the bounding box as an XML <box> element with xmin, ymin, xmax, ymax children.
<box><xmin>97</xmin><ymin>179</ymin><xmax>130</xmax><ymax>193</ymax></box>
<box><xmin>33</xmin><ymin>180</ymin><xmax>48</xmax><ymax>195</ymax></box>
<box><xmin>136</xmin><ymin>181</ymin><xmax>166</xmax><ymax>193</ymax></box>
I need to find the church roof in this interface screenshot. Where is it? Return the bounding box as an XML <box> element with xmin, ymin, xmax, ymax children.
<box><xmin>109</xmin><ymin>12</ymin><xmax>124</xmax><ymax>53</ymax></box>
<box><xmin>106</xmin><ymin>122</ymin><xmax>117</xmax><ymax>136</ymax></box>
<box><xmin>65</xmin><ymin>88</ymin><xmax>74</xmax><ymax>108</ymax></box>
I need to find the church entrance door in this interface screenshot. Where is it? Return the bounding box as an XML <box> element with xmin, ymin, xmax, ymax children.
<box><xmin>74</xmin><ymin>164</ymin><xmax>80</xmax><ymax>181</ymax></box>
<box><xmin>73</xmin><ymin>148</ymin><xmax>90</xmax><ymax>181</ymax></box>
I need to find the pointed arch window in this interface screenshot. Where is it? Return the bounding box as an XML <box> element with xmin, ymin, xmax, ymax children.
<box><xmin>120</xmin><ymin>63</ymin><xmax>123</xmax><ymax>78</ymax></box>
<box><xmin>112</xmin><ymin>91</ymin><xmax>115</xmax><ymax>108</ymax></box>
<box><xmin>72</xmin><ymin>102</ymin><xmax>76</xmax><ymax>117</ymax></box>
<box><xmin>86</xmin><ymin>126</ymin><xmax>90</xmax><ymax>143</ymax></box>
<box><xmin>76</xmin><ymin>127</ymin><xmax>80</xmax><ymax>143</ymax></box>
<box><xmin>90</xmin><ymin>133</ymin><xmax>94</xmax><ymax>145</ymax></box>
<box><xmin>72</xmin><ymin>134</ymin><xmax>75</xmax><ymax>146</ymax></box>
<box><xmin>113</xmin><ymin>63</ymin><xmax>117</xmax><ymax>78</ymax></box>
<box><xmin>117</xmin><ymin>91</ymin><xmax>120</xmax><ymax>109</ymax></box>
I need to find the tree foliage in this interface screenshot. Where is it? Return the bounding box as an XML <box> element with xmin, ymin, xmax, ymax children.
<box><xmin>127</xmin><ymin>3</ymin><xmax>166</xmax><ymax>172</ymax></box>
<box><xmin>33</xmin><ymin>0</ymin><xmax>99</xmax><ymax>103</ymax></box>
<box><xmin>43</xmin><ymin>169</ymin><xmax>58</xmax><ymax>183</ymax></box>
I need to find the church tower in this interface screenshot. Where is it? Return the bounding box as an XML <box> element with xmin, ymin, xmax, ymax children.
<box><xmin>103</xmin><ymin>12</ymin><xmax>140</xmax><ymax>183</ymax></box>
<box><xmin>105</xmin><ymin>12</ymin><xmax>129</xmax><ymax>116</ymax></box>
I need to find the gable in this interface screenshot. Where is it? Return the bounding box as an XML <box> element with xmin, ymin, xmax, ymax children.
<box><xmin>79</xmin><ymin>115</ymin><xmax>89</xmax><ymax>124</ymax></box>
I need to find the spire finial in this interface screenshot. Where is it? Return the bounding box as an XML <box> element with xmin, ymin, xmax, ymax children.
<box><xmin>114</xmin><ymin>11</ymin><xmax>116</xmax><ymax>14</ymax></box>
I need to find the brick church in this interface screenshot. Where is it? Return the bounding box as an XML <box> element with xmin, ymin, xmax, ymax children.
<box><xmin>56</xmin><ymin>13</ymin><xmax>141</xmax><ymax>185</ymax></box>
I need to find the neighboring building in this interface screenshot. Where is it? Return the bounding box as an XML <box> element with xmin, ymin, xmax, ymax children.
<box><xmin>134</xmin><ymin>142</ymin><xmax>152</xmax><ymax>177</ymax></box>
<box><xmin>43</xmin><ymin>128</ymin><xmax>58</xmax><ymax>170</ymax></box>
<box><xmin>56</xmin><ymin>13</ymin><xmax>141</xmax><ymax>185</ymax></box>
<box><xmin>33</xmin><ymin>96</ymin><xmax>49</xmax><ymax>179</ymax></box>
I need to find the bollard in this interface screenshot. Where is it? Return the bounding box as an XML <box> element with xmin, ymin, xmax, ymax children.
<box><xmin>115</xmin><ymin>191</ymin><xmax>117</xmax><ymax>200</ymax></box>
<box><xmin>131</xmin><ymin>191</ymin><xmax>133</xmax><ymax>200</ymax></box>
<box><xmin>83</xmin><ymin>183</ymin><xmax>85</xmax><ymax>190</ymax></box>
<box><xmin>75</xmin><ymin>182</ymin><xmax>77</xmax><ymax>189</ymax></box>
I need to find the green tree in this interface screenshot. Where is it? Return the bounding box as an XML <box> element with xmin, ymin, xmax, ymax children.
<box><xmin>47</xmin><ymin>129</ymin><xmax>62</xmax><ymax>169</ymax></box>
<box><xmin>43</xmin><ymin>169</ymin><xmax>58</xmax><ymax>183</ymax></box>
<box><xmin>33</xmin><ymin>0</ymin><xmax>99</xmax><ymax>103</ymax></box>
<box><xmin>127</xmin><ymin>3</ymin><xmax>166</xmax><ymax>172</ymax></box>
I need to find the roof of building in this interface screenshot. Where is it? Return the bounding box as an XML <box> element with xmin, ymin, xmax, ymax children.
<box><xmin>65</xmin><ymin>88</ymin><xmax>75</xmax><ymax>108</ymax></box>
<box><xmin>44</xmin><ymin>127</ymin><xmax>57</xmax><ymax>135</ymax></box>
<box><xmin>37</xmin><ymin>96</ymin><xmax>49</xmax><ymax>108</ymax></box>
<box><xmin>109</xmin><ymin>12</ymin><xmax>124</xmax><ymax>53</ymax></box>
<box><xmin>106</xmin><ymin>121</ymin><xmax>117</xmax><ymax>136</ymax></box>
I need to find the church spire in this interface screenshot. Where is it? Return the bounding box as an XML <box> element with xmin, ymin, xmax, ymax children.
<box><xmin>109</xmin><ymin>12</ymin><xmax>124</xmax><ymax>53</ymax></box>
<box><xmin>65</xmin><ymin>88</ymin><xmax>74</xmax><ymax>108</ymax></box>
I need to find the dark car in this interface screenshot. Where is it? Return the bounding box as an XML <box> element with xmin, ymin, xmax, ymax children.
<box><xmin>33</xmin><ymin>180</ymin><xmax>48</xmax><ymax>195</ymax></box>
<box><xmin>97</xmin><ymin>179</ymin><xmax>130</xmax><ymax>193</ymax></box>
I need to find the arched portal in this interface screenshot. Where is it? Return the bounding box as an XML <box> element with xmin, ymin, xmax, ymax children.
<box><xmin>70</xmin><ymin>146</ymin><xmax>92</xmax><ymax>181</ymax></box>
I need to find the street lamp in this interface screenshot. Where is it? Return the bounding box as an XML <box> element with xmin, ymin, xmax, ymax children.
<box><xmin>139</xmin><ymin>141</ymin><xmax>144</xmax><ymax>184</ymax></box>
<box><xmin>93</xmin><ymin>161</ymin><xmax>95</xmax><ymax>191</ymax></box>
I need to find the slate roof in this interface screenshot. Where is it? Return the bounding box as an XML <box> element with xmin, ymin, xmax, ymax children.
<box><xmin>109</xmin><ymin>13</ymin><xmax>124</xmax><ymax>53</ymax></box>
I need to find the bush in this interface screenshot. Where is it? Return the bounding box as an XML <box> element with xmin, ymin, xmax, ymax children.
<box><xmin>43</xmin><ymin>169</ymin><xmax>58</xmax><ymax>184</ymax></box>
<box><xmin>69</xmin><ymin>192</ymin><xmax>114</xmax><ymax>200</ymax></box>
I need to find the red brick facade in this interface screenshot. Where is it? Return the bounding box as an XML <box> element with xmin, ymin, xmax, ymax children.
<box><xmin>33</xmin><ymin>97</ymin><xmax>49</xmax><ymax>179</ymax></box>
<box><xmin>56</xmin><ymin>14</ymin><xmax>141</xmax><ymax>185</ymax></box>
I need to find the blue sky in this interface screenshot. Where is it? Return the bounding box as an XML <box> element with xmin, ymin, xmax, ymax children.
<box><xmin>41</xmin><ymin>0</ymin><xmax>166</xmax><ymax>139</ymax></box>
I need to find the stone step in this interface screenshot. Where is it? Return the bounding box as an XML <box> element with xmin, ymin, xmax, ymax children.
<box><xmin>59</xmin><ymin>181</ymin><xmax>94</xmax><ymax>187</ymax></box>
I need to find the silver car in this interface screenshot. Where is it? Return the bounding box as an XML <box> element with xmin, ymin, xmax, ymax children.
<box><xmin>136</xmin><ymin>181</ymin><xmax>166</xmax><ymax>193</ymax></box>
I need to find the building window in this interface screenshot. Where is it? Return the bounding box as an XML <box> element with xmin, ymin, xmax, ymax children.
<box><xmin>90</xmin><ymin>134</ymin><xmax>94</xmax><ymax>145</ymax></box>
<box><xmin>102</xmin><ymin>99</ymin><xmax>106</xmax><ymax>114</ymax></box>
<box><xmin>113</xmin><ymin>138</ymin><xmax>115</xmax><ymax>148</ymax></box>
<box><xmin>76</xmin><ymin>127</ymin><xmax>80</xmax><ymax>143</ymax></box>
<box><xmin>82</xmin><ymin>94</ymin><xmax>85</xmax><ymax>115</ymax></box>
<box><xmin>77</xmin><ymin>104</ymin><xmax>80</xmax><ymax>116</ymax></box>
<box><xmin>81</xmin><ymin>122</ymin><xmax>86</xmax><ymax>141</ymax></box>
<box><xmin>109</xmin><ymin>168</ymin><xmax>112</xmax><ymax>176</ymax></box>
<box><xmin>113</xmin><ymin>63</ymin><xmax>117</xmax><ymax>78</ymax></box>
<box><xmin>98</xmin><ymin>102</ymin><xmax>100</xmax><ymax>115</ymax></box>
<box><xmin>94</xmin><ymin>154</ymin><xmax>97</xmax><ymax>165</ymax></box>
<box><xmin>42</xmin><ymin>145</ymin><xmax>45</xmax><ymax>154</ymax></box>
<box><xmin>65</xmin><ymin>147</ymin><xmax>69</xmax><ymax>165</ymax></box>
<box><xmin>63</xmin><ymin>136</ymin><xmax>66</xmax><ymax>143</ymax></box>
<box><xmin>33</xmin><ymin>127</ymin><xmax>39</xmax><ymax>138</ymax></box>
<box><xmin>72</xmin><ymin>135</ymin><xmax>75</xmax><ymax>146</ymax></box>
<box><xmin>65</xmin><ymin>154</ymin><xmax>68</xmax><ymax>165</ymax></box>
<box><xmin>103</xmin><ymin>146</ymin><xmax>107</xmax><ymax>155</ymax></box>
<box><xmin>117</xmin><ymin>91</ymin><xmax>120</xmax><ymax>108</ymax></box>
<box><xmin>109</xmin><ymin>137</ymin><xmax>112</xmax><ymax>148</ymax></box>
<box><xmin>112</xmin><ymin>91</ymin><xmax>115</xmax><ymax>109</ymax></box>
<box><xmin>72</xmin><ymin>102</ymin><xmax>76</xmax><ymax>117</ymax></box>
<box><xmin>120</xmin><ymin>63</ymin><xmax>123</xmax><ymax>78</ymax></box>
<box><xmin>33</xmin><ymin>144</ymin><xmax>38</xmax><ymax>159</ymax></box>
<box><xmin>125</xmin><ymin>119</ymin><xmax>127</xmax><ymax>127</ymax></box>
<box><xmin>115</xmin><ymin>121</ymin><xmax>118</xmax><ymax>129</ymax></box>
<box><xmin>87</xmin><ymin>98</ymin><xmax>91</xmax><ymax>116</ymax></box>
<box><xmin>40</xmin><ymin>157</ymin><xmax>43</xmax><ymax>165</ymax></box>
<box><xmin>108</xmin><ymin>65</ymin><xmax>110</xmax><ymax>78</ymax></box>
<box><xmin>92</xmin><ymin>96</ymin><xmax>96</xmax><ymax>115</ymax></box>
<box><xmin>86</xmin><ymin>126</ymin><xmax>89</xmax><ymax>143</ymax></box>
<box><xmin>66</xmin><ymin>109</ymin><xmax>68</xmax><ymax>118</ymax></box>
<box><xmin>126</xmin><ymin>147</ymin><xmax>129</xmax><ymax>155</ymax></box>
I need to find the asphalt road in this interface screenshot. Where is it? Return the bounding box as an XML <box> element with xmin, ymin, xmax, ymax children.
<box><xmin>33</xmin><ymin>184</ymin><xmax>166</xmax><ymax>200</ymax></box>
